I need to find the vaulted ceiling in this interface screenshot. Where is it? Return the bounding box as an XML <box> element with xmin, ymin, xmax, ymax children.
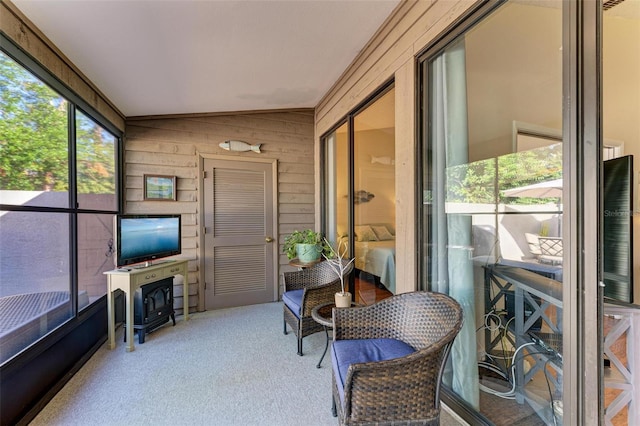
<box><xmin>12</xmin><ymin>0</ymin><xmax>400</xmax><ymax>117</ymax></box>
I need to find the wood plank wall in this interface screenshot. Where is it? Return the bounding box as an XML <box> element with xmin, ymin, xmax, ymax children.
<box><xmin>314</xmin><ymin>0</ymin><xmax>475</xmax><ymax>294</ymax></box>
<box><xmin>1</xmin><ymin>0</ymin><xmax>125</xmax><ymax>131</ymax></box>
<box><xmin>125</xmin><ymin>110</ymin><xmax>315</xmax><ymax>312</ymax></box>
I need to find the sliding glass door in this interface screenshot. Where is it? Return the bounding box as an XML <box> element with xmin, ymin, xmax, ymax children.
<box><xmin>420</xmin><ymin>3</ymin><xmax>564</xmax><ymax>424</ymax></box>
<box><xmin>601</xmin><ymin>1</ymin><xmax>640</xmax><ymax>424</ymax></box>
<box><xmin>322</xmin><ymin>85</ymin><xmax>396</xmax><ymax>301</ymax></box>
<box><xmin>323</xmin><ymin>122</ymin><xmax>350</xmax><ymax>252</ymax></box>
<box><xmin>353</xmin><ymin>88</ymin><xmax>396</xmax><ymax>294</ymax></box>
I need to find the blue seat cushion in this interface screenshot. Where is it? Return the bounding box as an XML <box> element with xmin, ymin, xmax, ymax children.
<box><xmin>282</xmin><ymin>289</ymin><xmax>303</xmax><ymax>318</ymax></box>
<box><xmin>331</xmin><ymin>338</ymin><xmax>416</xmax><ymax>403</ymax></box>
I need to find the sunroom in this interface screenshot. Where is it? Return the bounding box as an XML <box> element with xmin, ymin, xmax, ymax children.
<box><xmin>1</xmin><ymin>1</ymin><xmax>640</xmax><ymax>425</ymax></box>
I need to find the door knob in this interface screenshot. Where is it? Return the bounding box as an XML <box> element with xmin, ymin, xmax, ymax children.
<box><xmin>265</xmin><ymin>237</ymin><xmax>274</xmax><ymax>243</ymax></box>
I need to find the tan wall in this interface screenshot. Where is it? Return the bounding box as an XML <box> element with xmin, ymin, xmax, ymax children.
<box><xmin>1</xmin><ymin>0</ymin><xmax>125</xmax><ymax>131</ymax></box>
<box><xmin>315</xmin><ymin>0</ymin><xmax>475</xmax><ymax>293</ymax></box>
<box><xmin>125</xmin><ymin>110</ymin><xmax>315</xmax><ymax>311</ymax></box>
<box><xmin>354</xmin><ymin>129</ymin><xmax>396</xmax><ymax>226</ymax></box>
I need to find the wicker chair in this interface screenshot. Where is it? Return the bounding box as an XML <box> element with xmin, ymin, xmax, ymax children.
<box><xmin>282</xmin><ymin>260</ymin><xmax>353</xmax><ymax>355</ymax></box>
<box><xmin>330</xmin><ymin>291</ymin><xmax>463</xmax><ymax>425</ymax></box>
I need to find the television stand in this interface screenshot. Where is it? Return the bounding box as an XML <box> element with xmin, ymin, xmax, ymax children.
<box><xmin>104</xmin><ymin>259</ymin><xmax>188</xmax><ymax>352</ymax></box>
<box><xmin>144</xmin><ymin>259</ymin><xmax>173</xmax><ymax>267</ymax></box>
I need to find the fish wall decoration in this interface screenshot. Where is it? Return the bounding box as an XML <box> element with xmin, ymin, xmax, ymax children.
<box><xmin>219</xmin><ymin>140</ymin><xmax>262</xmax><ymax>153</ymax></box>
<box><xmin>354</xmin><ymin>190</ymin><xmax>375</xmax><ymax>204</ymax></box>
<box><xmin>371</xmin><ymin>156</ymin><xmax>394</xmax><ymax>165</ymax></box>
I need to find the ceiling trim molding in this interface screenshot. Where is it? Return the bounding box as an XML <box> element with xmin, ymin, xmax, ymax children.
<box><xmin>127</xmin><ymin>107</ymin><xmax>315</xmax><ymax>122</ymax></box>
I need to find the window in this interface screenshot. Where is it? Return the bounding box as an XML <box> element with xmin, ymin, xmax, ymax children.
<box><xmin>0</xmin><ymin>53</ymin><xmax>69</xmax><ymax>207</ymax></box>
<box><xmin>75</xmin><ymin>110</ymin><xmax>117</xmax><ymax>210</ymax></box>
<box><xmin>0</xmin><ymin>46</ymin><xmax>120</xmax><ymax>365</ymax></box>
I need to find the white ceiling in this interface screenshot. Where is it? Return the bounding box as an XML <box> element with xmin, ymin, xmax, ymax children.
<box><xmin>12</xmin><ymin>0</ymin><xmax>401</xmax><ymax>118</ymax></box>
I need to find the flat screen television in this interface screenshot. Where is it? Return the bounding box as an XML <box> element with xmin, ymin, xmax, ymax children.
<box><xmin>115</xmin><ymin>214</ymin><xmax>181</xmax><ymax>267</ymax></box>
<box><xmin>603</xmin><ymin>155</ymin><xmax>633</xmax><ymax>303</ymax></box>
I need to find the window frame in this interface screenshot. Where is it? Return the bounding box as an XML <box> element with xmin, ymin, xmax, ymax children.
<box><xmin>0</xmin><ymin>34</ymin><xmax>122</xmax><ymax>356</ymax></box>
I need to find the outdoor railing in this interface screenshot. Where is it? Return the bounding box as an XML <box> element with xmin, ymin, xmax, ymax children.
<box><xmin>603</xmin><ymin>300</ymin><xmax>640</xmax><ymax>425</ymax></box>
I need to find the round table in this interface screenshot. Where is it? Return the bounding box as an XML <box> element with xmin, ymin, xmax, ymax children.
<box><xmin>288</xmin><ymin>257</ymin><xmax>322</xmax><ymax>269</ymax></box>
<box><xmin>311</xmin><ymin>301</ymin><xmax>358</xmax><ymax>368</ymax></box>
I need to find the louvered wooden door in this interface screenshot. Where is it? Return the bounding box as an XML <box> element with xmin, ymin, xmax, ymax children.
<box><xmin>203</xmin><ymin>159</ymin><xmax>276</xmax><ymax>309</ymax></box>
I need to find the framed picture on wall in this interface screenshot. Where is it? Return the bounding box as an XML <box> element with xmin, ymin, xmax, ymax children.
<box><xmin>144</xmin><ymin>174</ymin><xmax>177</xmax><ymax>201</ymax></box>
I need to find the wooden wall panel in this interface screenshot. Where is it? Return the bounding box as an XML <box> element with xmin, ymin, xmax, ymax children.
<box><xmin>394</xmin><ymin>59</ymin><xmax>417</xmax><ymax>294</ymax></box>
<box><xmin>314</xmin><ymin>0</ymin><xmax>475</xmax><ymax>293</ymax></box>
<box><xmin>1</xmin><ymin>1</ymin><xmax>125</xmax><ymax>131</ymax></box>
<box><xmin>315</xmin><ymin>0</ymin><xmax>474</xmax><ymax>135</ymax></box>
<box><xmin>125</xmin><ymin>109</ymin><xmax>315</xmax><ymax>311</ymax></box>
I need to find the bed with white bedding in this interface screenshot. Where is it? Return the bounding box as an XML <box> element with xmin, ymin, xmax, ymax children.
<box><xmin>340</xmin><ymin>224</ymin><xmax>396</xmax><ymax>293</ymax></box>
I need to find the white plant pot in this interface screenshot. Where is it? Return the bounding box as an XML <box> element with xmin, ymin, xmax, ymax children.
<box><xmin>335</xmin><ymin>291</ymin><xmax>352</xmax><ymax>308</ymax></box>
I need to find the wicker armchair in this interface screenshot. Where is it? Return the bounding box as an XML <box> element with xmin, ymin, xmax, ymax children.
<box><xmin>331</xmin><ymin>291</ymin><xmax>463</xmax><ymax>425</ymax></box>
<box><xmin>282</xmin><ymin>260</ymin><xmax>353</xmax><ymax>355</ymax></box>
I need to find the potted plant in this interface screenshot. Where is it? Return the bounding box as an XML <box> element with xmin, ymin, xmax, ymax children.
<box><xmin>322</xmin><ymin>238</ymin><xmax>355</xmax><ymax>307</ymax></box>
<box><xmin>283</xmin><ymin>229</ymin><xmax>331</xmax><ymax>263</ymax></box>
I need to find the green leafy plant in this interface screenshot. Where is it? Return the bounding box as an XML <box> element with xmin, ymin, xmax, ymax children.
<box><xmin>283</xmin><ymin>229</ymin><xmax>331</xmax><ymax>260</ymax></box>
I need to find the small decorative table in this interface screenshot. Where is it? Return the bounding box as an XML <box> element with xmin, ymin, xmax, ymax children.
<box><xmin>311</xmin><ymin>301</ymin><xmax>358</xmax><ymax>368</ymax></box>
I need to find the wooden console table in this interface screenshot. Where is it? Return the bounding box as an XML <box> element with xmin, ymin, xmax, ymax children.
<box><xmin>104</xmin><ymin>259</ymin><xmax>188</xmax><ymax>352</ymax></box>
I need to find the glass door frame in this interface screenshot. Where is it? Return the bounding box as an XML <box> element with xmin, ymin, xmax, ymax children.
<box><xmin>415</xmin><ymin>1</ymin><xmax>603</xmax><ymax>424</ymax></box>
<box><xmin>564</xmin><ymin>1</ymin><xmax>601</xmax><ymax>424</ymax></box>
<box><xmin>320</xmin><ymin>80</ymin><xmax>396</xmax><ymax>296</ymax></box>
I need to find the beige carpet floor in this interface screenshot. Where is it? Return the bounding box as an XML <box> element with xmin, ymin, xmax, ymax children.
<box><xmin>30</xmin><ymin>302</ymin><xmax>466</xmax><ymax>426</ymax></box>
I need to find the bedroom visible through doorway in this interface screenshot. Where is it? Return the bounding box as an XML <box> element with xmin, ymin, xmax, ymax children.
<box><xmin>322</xmin><ymin>85</ymin><xmax>396</xmax><ymax>298</ymax></box>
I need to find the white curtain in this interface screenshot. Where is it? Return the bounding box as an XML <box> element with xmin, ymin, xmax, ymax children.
<box><xmin>430</xmin><ymin>39</ymin><xmax>479</xmax><ymax>408</ymax></box>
